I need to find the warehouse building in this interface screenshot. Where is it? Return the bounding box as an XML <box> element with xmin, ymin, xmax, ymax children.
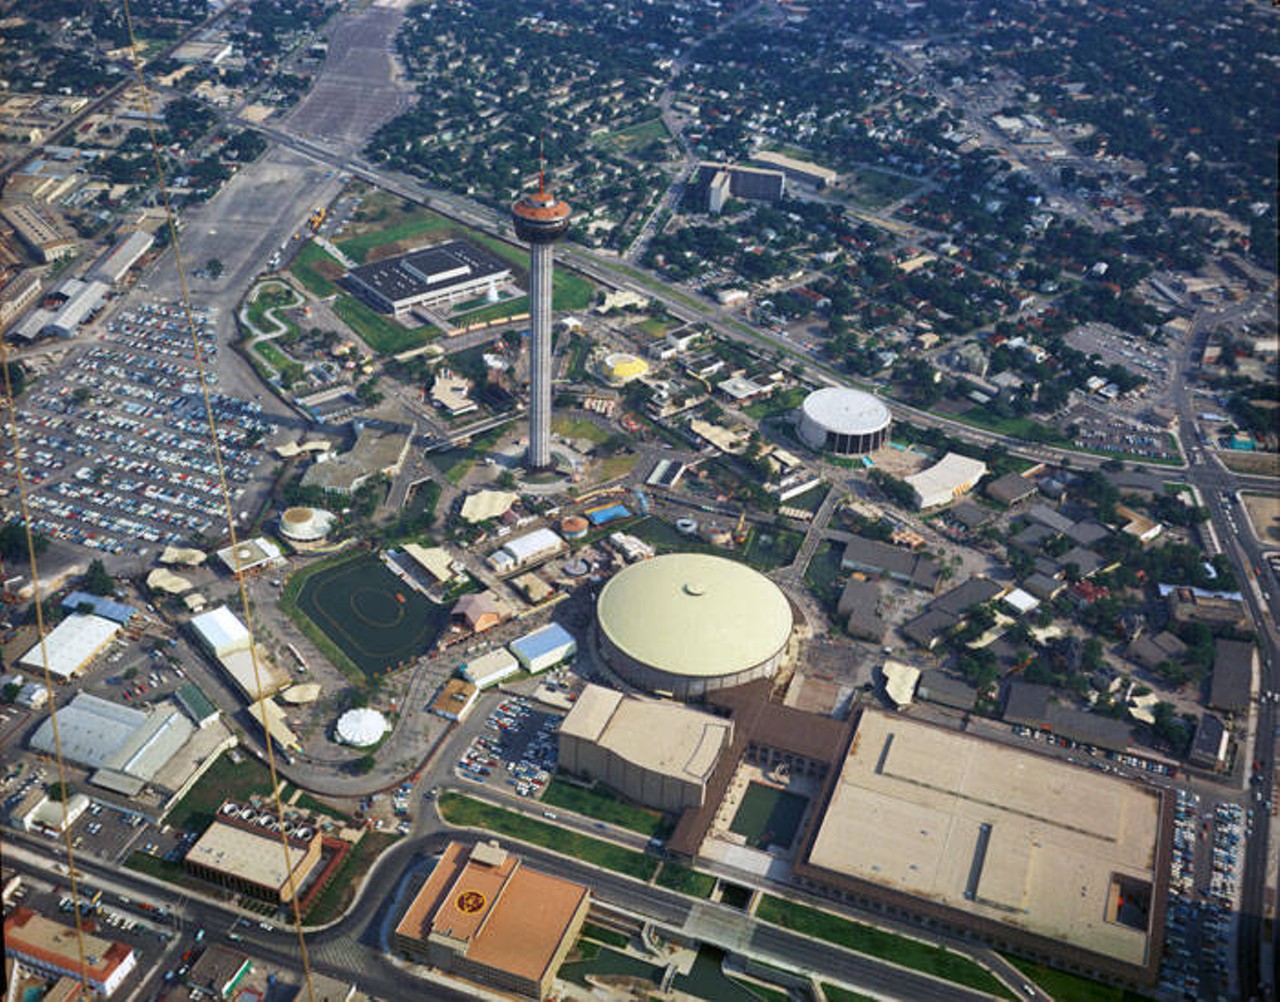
<box><xmin>596</xmin><ymin>553</ymin><xmax>793</xmax><ymax>700</ymax></box>
<box><xmin>749</xmin><ymin>151</ymin><xmax>837</xmax><ymax>188</ymax></box>
<box><xmin>345</xmin><ymin>240</ymin><xmax>511</xmax><ymax>317</ymax></box>
<box><xmin>18</xmin><ymin>613</ymin><xmax>120</xmax><ymax>680</ymax></box>
<box><xmin>985</xmin><ymin>471</ymin><xmax>1038</xmax><ymax>507</ymax></box>
<box><xmin>559</xmin><ymin>684</ymin><xmax>733</xmax><ymax>811</ymax></box>
<box><xmin>40</xmin><ymin>277</ymin><xmax>109</xmax><ymax>338</ymax></box>
<box><xmin>185</xmin><ymin>803</ymin><xmax>323</xmax><ymax>904</ymax></box>
<box><xmin>395</xmin><ymin>840</ymin><xmax>590</xmax><ymax>1000</ymax></box>
<box><xmin>796</xmin><ymin>709</ymin><xmax>1168</xmax><ymax>986</ymax></box>
<box><xmin>27</xmin><ymin>692</ymin><xmax>232</xmax><ymax>800</ymax></box>
<box><xmin>796</xmin><ymin>387</ymin><xmax>891</xmax><ymax>456</ymax></box>
<box><xmin>188</xmin><ymin>606</ymin><xmax>288</xmax><ymax>701</ymax></box>
<box><xmin>461</xmin><ymin>648</ymin><xmax>520</xmax><ymax>689</ymax></box>
<box><xmin>87</xmin><ymin>229</ymin><xmax>154</xmax><ymax>285</ymax></box>
<box><xmin>4</xmin><ymin>908</ymin><xmax>138</xmax><ymax>996</ymax></box>
<box><xmin>487</xmin><ymin>527</ymin><xmax>567</xmax><ymax>575</ymax></box>
<box><xmin>905</xmin><ymin>452</ymin><xmax>988</xmax><ymax>509</ymax></box>
<box><xmin>509</xmin><ymin>622</ymin><xmax>577</xmax><ymax>675</ymax></box>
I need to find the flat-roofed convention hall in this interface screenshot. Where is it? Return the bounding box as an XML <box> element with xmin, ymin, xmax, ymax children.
<box><xmin>798</xmin><ymin>709</ymin><xmax>1168</xmax><ymax>985</ymax></box>
<box><xmin>395</xmin><ymin>839</ymin><xmax>590</xmax><ymax>1000</ymax></box>
<box><xmin>596</xmin><ymin>552</ymin><xmax>793</xmax><ymax>699</ymax></box>
<box><xmin>797</xmin><ymin>387</ymin><xmax>892</xmax><ymax>455</ymax></box>
<box><xmin>558</xmin><ymin>684</ymin><xmax>733</xmax><ymax>811</ymax></box>
<box><xmin>345</xmin><ymin>239</ymin><xmax>511</xmax><ymax>317</ymax></box>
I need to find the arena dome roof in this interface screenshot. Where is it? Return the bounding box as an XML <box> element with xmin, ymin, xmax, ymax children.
<box><xmin>335</xmin><ymin>708</ymin><xmax>389</xmax><ymax>748</ymax></box>
<box><xmin>596</xmin><ymin>553</ymin><xmax>792</xmax><ymax>694</ymax></box>
<box><xmin>801</xmin><ymin>387</ymin><xmax>891</xmax><ymax>436</ymax></box>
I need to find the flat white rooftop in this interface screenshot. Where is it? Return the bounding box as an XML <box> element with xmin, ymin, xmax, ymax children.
<box><xmin>810</xmin><ymin>710</ymin><xmax>1162</xmax><ymax>967</ymax></box>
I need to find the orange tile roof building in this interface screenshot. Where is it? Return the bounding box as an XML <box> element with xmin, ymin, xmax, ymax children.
<box><xmin>4</xmin><ymin>907</ymin><xmax>138</xmax><ymax>996</ymax></box>
<box><xmin>394</xmin><ymin>840</ymin><xmax>590</xmax><ymax>999</ymax></box>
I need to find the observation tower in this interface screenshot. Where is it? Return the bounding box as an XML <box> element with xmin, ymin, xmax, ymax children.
<box><xmin>511</xmin><ymin>170</ymin><xmax>571</xmax><ymax>471</ymax></box>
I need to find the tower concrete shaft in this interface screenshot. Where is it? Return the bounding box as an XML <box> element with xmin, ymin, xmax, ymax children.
<box><xmin>527</xmin><ymin>240</ymin><xmax>555</xmax><ymax>470</ymax></box>
<box><xmin>511</xmin><ymin>180</ymin><xmax>571</xmax><ymax>473</ymax></box>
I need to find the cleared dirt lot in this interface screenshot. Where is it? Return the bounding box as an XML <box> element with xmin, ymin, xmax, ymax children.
<box><xmin>1241</xmin><ymin>491</ymin><xmax>1280</xmax><ymax>546</ymax></box>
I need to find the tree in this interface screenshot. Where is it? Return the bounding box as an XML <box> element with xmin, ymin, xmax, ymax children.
<box><xmin>354</xmin><ymin>753</ymin><xmax>377</xmax><ymax>775</ymax></box>
<box><xmin>83</xmin><ymin>559</ymin><xmax>114</xmax><ymax>596</ymax></box>
<box><xmin>205</xmin><ymin>257</ymin><xmax>224</xmax><ymax>280</ymax></box>
<box><xmin>1</xmin><ymin>682</ymin><xmax>19</xmax><ymax>704</ymax></box>
<box><xmin>46</xmin><ymin>781</ymin><xmax>73</xmax><ymax>801</ymax></box>
<box><xmin>0</xmin><ymin>523</ymin><xmax>45</xmax><ymax>562</ymax></box>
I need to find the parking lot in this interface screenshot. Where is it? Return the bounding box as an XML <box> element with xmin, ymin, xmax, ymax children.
<box><xmin>1161</xmin><ymin>790</ymin><xmax>1239</xmax><ymax>999</ymax></box>
<box><xmin>4</xmin><ymin>301</ymin><xmax>276</xmax><ymax>555</ymax></box>
<box><xmin>455</xmin><ymin>692</ymin><xmax>563</xmax><ymax>800</ymax></box>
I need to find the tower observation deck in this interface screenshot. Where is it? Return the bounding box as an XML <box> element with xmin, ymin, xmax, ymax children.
<box><xmin>512</xmin><ymin>180</ymin><xmax>571</xmax><ymax>471</ymax></box>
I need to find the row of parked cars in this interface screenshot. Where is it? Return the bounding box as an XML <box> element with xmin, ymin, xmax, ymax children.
<box><xmin>2</xmin><ymin>304</ymin><xmax>273</xmax><ymax>553</ymax></box>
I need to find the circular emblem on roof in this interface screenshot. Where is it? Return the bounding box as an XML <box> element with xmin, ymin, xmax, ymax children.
<box><xmin>456</xmin><ymin>890</ymin><xmax>486</xmax><ymax>913</ymax></box>
<box><xmin>683</xmin><ymin>581</ymin><xmax>706</xmax><ymax>596</ymax></box>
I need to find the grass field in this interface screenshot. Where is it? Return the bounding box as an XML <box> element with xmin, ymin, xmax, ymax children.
<box><xmin>305</xmin><ymin>832</ymin><xmax>397</xmax><ymax>924</ymax></box>
<box><xmin>1004</xmin><ymin>956</ymin><xmax>1148</xmax><ymax>1002</ymax></box>
<box><xmin>958</xmin><ymin>408</ymin><xmax>1072</xmax><ymax>446</ymax></box>
<box><xmin>803</xmin><ymin>540</ymin><xmax>845</xmax><ymax>611</ymax></box>
<box><xmin>336</xmin><ymin>215</ymin><xmax>453</xmax><ymax>264</ymax></box>
<box><xmin>294</xmin><ymin>553</ymin><xmax>449</xmax><ymax>678</ymax></box>
<box><xmin>846</xmin><ymin>167</ymin><xmax>920</xmax><ymax>208</ymax></box>
<box><xmin>438</xmin><ymin>793</ymin><xmax>658</xmax><ymax>881</ymax></box>
<box><xmin>245</xmin><ymin>281</ymin><xmax>301</xmax><ymax>337</ymax></box>
<box><xmin>1220</xmin><ymin>449</ymin><xmax>1280</xmax><ymax>477</ymax></box>
<box><xmin>331</xmin><ymin>295</ymin><xmax>427</xmax><ymax>354</ymax></box>
<box><xmin>598</xmin><ymin>116</ymin><xmax>669</xmax><ymax>153</ymax></box>
<box><xmin>253</xmin><ymin>341</ymin><xmax>304</xmax><ymax>384</ymax></box>
<box><xmin>740</xmin><ymin>526</ymin><xmax>802</xmax><ymax>570</ymax></box>
<box><xmin>291</xmin><ymin>242</ymin><xmax>342</xmax><ymax>297</ymax></box>
<box><xmin>822</xmin><ymin>985</ymin><xmax>877</xmax><ymax>1002</ymax></box>
<box><xmin>536</xmin><ymin>779</ymin><xmax>670</xmax><ymax>837</ymax></box>
<box><xmin>755</xmin><ymin>895</ymin><xmax>1014</xmax><ymax>999</ymax></box>
<box><xmin>551</xmin><ymin>415</ymin><xmax>612</xmax><ymax>444</ymax></box>
<box><xmin>167</xmin><ymin>751</ymin><xmax>277</xmax><ymax>834</ymax></box>
<box><xmin>469</xmin><ymin>232</ymin><xmax>595</xmax><ymax>311</ymax></box>
<box><xmin>729</xmin><ymin>783</ymin><xmax>808</xmax><ymax>850</ymax></box>
<box><xmin>454</xmin><ymin>294</ymin><xmax>529</xmax><ymax>327</ymax></box>
<box><xmin>655</xmin><ymin>862</ymin><xmax>716</xmax><ymax>898</ymax></box>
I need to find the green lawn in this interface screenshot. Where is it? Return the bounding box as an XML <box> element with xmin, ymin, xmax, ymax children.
<box><xmin>305</xmin><ymin>832</ymin><xmax>398</xmax><ymax>924</ymax></box>
<box><xmin>582</xmin><ymin>923</ymin><xmax>630</xmax><ymax>949</ymax></box>
<box><xmin>253</xmin><ymin>341</ymin><xmax>304</xmax><ymax>384</ymax></box>
<box><xmin>743</xmin><ymin>386</ymin><xmax>809</xmax><ymax>419</ymax></box>
<box><xmin>1004</xmin><ymin>956</ymin><xmax>1148</xmax><ymax>1002</ymax></box>
<box><xmin>846</xmin><ymin>167</ymin><xmax>920</xmax><ymax>208</ymax></box>
<box><xmin>166</xmin><ymin>752</ymin><xmax>278</xmax><ymax>834</ymax></box>
<box><xmin>956</xmin><ymin>408</ymin><xmax>1071</xmax><ymax>446</ymax></box>
<box><xmin>551</xmin><ymin>416</ymin><xmax>612</xmax><ymax>444</ymax></box>
<box><xmin>729</xmin><ymin>978</ymin><xmax>790</xmax><ymax>1002</ymax></box>
<box><xmin>336</xmin><ymin>215</ymin><xmax>453</xmax><ymax>264</ymax></box>
<box><xmin>332</xmin><ymin>295</ymin><xmax>428</xmax><ymax>354</ymax></box>
<box><xmin>822</xmin><ymin>985</ymin><xmax>877</xmax><ymax>1002</ymax></box>
<box><xmin>599</xmin><ymin>116</ymin><xmax>669</xmax><ymax>153</ymax></box>
<box><xmin>654</xmin><ymin>862</ymin><xmax>716</xmax><ymax>898</ymax></box>
<box><xmin>454</xmin><ymin>294</ymin><xmax>529</xmax><ymax>327</ymax></box>
<box><xmin>245</xmin><ymin>282</ymin><xmax>301</xmax><ymax>337</ymax></box>
<box><xmin>291</xmin><ymin>241</ymin><xmax>342</xmax><ymax>297</ymax></box>
<box><xmin>755</xmin><ymin>896</ymin><xmax>1014</xmax><ymax>1000</ymax></box>
<box><xmin>438</xmin><ymin>793</ymin><xmax>658</xmax><ymax>881</ymax></box>
<box><xmin>469</xmin><ymin>233</ymin><xmax>595</xmax><ymax>311</ymax></box>
<box><xmin>539</xmin><ymin>779</ymin><xmax>670</xmax><ymax>838</ymax></box>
